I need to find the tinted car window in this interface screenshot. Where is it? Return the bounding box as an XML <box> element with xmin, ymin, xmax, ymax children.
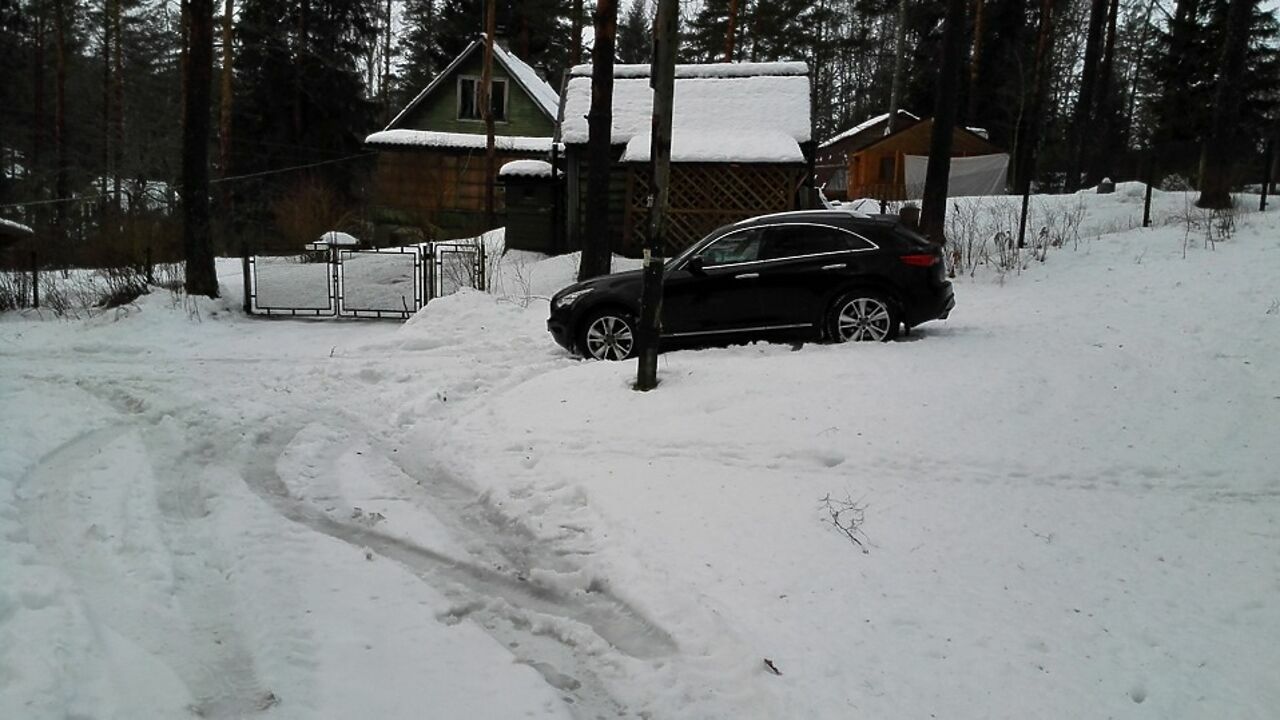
<box><xmin>700</xmin><ymin>228</ymin><xmax>763</xmax><ymax>266</ymax></box>
<box><xmin>759</xmin><ymin>224</ymin><xmax>855</xmax><ymax>260</ymax></box>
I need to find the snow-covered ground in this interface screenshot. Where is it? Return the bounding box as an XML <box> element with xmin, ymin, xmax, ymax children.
<box><xmin>2</xmin><ymin>190</ymin><xmax>1277</xmax><ymax>718</ymax></box>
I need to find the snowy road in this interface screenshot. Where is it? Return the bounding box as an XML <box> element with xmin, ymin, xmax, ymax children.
<box><xmin>3</xmin><ymin>192</ymin><xmax>1280</xmax><ymax>718</ymax></box>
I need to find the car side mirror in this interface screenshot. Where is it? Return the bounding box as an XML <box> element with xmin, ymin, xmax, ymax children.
<box><xmin>687</xmin><ymin>255</ymin><xmax>705</xmax><ymax>274</ymax></box>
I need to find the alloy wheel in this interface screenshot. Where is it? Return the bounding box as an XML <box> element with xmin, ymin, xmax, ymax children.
<box><xmin>584</xmin><ymin>315</ymin><xmax>635</xmax><ymax>360</ymax></box>
<box><xmin>836</xmin><ymin>297</ymin><xmax>893</xmax><ymax>342</ymax></box>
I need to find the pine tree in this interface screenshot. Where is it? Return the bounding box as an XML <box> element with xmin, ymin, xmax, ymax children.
<box><xmin>616</xmin><ymin>0</ymin><xmax>650</xmax><ymax>64</ymax></box>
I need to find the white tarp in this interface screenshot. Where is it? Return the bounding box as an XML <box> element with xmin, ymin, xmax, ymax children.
<box><xmin>903</xmin><ymin>153</ymin><xmax>1009</xmax><ymax>199</ymax></box>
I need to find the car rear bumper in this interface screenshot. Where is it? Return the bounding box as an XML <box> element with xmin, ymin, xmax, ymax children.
<box><xmin>905</xmin><ymin>281</ymin><xmax>955</xmax><ymax>326</ymax></box>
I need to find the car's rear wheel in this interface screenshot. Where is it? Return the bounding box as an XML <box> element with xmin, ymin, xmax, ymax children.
<box><xmin>579</xmin><ymin>309</ymin><xmax>638</xmax><ymax>360</ymax></box>
<box><xmin>828</xmin><ymin>291</ymin><xmax>899</xmax><ymax>342</ymax></box>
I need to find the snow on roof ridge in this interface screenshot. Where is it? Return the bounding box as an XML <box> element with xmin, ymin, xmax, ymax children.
<box><xmin>818</xmin><ymin>110</ymin><xmax>920</xmax><ymax>148</ymax></box>
<box><xmin>568</xmin><ymin>61</ymin><xmax>809</xmax><ymax>79</ymax></box>
<box><xmin>490</xmin><ymin>40</ymin><xmax>561</xmax><ymax>119</ymax></box>
<box><xmin>365</xmin><ymin>129</ymin><xmax>555</xmax><ymax>153</ymax></box>
<box><xmin>385</xmin><ymin>37</ymin><xmax>560</xmax><ymax>131</ymax></box>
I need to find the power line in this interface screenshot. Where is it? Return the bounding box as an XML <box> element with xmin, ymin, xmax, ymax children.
<box><xmin>0</xmin><ymin>152</ymin><xmax>375</xmax><ymax>210</ymax></box>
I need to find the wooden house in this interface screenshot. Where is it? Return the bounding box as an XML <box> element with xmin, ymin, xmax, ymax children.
<box><xmin>837</xmin><ymin>118</ymin><xmax>1008</xmax><ymax>202</ymax></box>
<box><xmin>559</xmin><ymin>62</ymin><xmax>814</xmax><ymax>257</ymax></box>
<box><xmin>364</xmin><ymin>37</ymin><xmax>560</xmax><ymax>242</ymax></box>
<box><xmin>815</xmin><ymin>110</ymin><xmax>920</xmax><ymax>200</ymax></box>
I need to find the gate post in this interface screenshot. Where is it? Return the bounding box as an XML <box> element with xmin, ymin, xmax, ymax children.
<box><xmin>241</xmin><ymin>243</ymin><xmax>252</xmax><ymax>314</ymax></box>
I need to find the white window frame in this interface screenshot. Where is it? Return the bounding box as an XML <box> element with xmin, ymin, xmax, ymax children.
<box><xmin>457</xmin><ymin>75</ymin><xmax>509</xmax><ymax>123</ymax></box>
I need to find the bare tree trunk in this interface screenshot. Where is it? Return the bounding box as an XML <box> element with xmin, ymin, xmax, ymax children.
<box><xmin>383</xmin><ymin>0</ymin><xmax>392</xmax><ymax>124</ymax></box>
<box><xmin>578</xmin><ymin>0</ymin><xmax>617</xmax><ymax>282</ymax></box>
<box><xmin>1088</xmin><ymin>0</ymin><xmax>1119</xmax><ymax>184</ymax></box>
<box><xmin>183</xmin><ymin>0</ymin><xmax>218</xmax><ymax>297</ymax></box>
<box><xmin>1011</xmin><ymin>0</ymin><xmax>1055</xmax><ymax>193</ymax></box>
<box><xmin>219</xmin><ymin>0</ymin><xmax>233</xmax><ymax>210</ymax></box>
<box><xmin>1066</xmin><ymin>0</ymin><xmax>1105</xmax><ymax>191</ymax></box>
<box><xmin>570</xmin><ymin>0</ymin><xmax>583</xmax><ymax>66</ymax></box>
<box><xmin>32</xmin><ymin>4</ymin><xmax>46</xmax><ymax>187</ymax></box>
<box><xmin>112</xmin><ymin>0</ymin><xmax>124</xmax><ymax>208</ymax></box>
<box><xmin>637</xmin><ymin>0</ymin><xmax>677</xmax><ymax>391</ymax></box>
<box><xmin>918</xmin><ymin>0</ymin><xmax>966</xmax><ymax>244</ymax></box>
<box><xmin>294</xmin><ymin>0</ymin><xmax>309</xmax><ymax>145</ymax></box>
<box><xmin>1123</xmin><ymin>0</ymin><xmax>1159</xmax><ymax>148</ymax></box>
<box><xmin>724</xmin><ymin>0</ymin><xmax>739</xmax><ymax>61</ymax></box>
<box><xmin>965</xmin><ymin>0</ymin><xmax>985</xmax><ymax>124</ymax></box>
<box><xmin>1196</xmin><ymin>0</ymin><xmax>1256</xmax><ymax>209</ymax></box>
<box><xmin>54</xmin><ymin>0</ymin><xmax>69</xmax><ymax>245</ymax></box>
<box><xmin>481</xmin><ymin>0</ymin><xmax>496</xmax><ymax>228</ymax></box>
<box><xmin>886</xmin><ymin>0</ymin><xmax>908</xmax><ymax>134</ymax></box>
<box><xmin>102</xmin><ymin>0</ymin><xmax>112</xmax><ymax>215</ymax></box>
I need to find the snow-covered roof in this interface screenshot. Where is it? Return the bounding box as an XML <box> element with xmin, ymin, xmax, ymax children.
<box><xmin>819</xmin><ymin>110</ymin><xmax>920</xmax><ymax>149</ymax></box>
<box><xmin>365</xmin><ymin>129</ymin><xmax>555</xmax><ymax>153</ymax></box>
<box><xmin>499</xmin><ymin>159</ymin><xmax>555</xmax><ymax>178</ymax></box>
<box><xmin>386</xmin><ymin>36</ymin><xmax>560</xmax><ymax>130</ymax></box>
<box><xmin>560</xmin><ymin>62</ymin><xmax>811</xmax><ymax>164</ymax></box>
<box><xmin>0</xmin><ymin>217</ymin><xmax>34</xmax><ymax>237</ymax></box>
<box><xmin>621</xmin><ymin>130</ymin><xmax>804</xmax><ymax>163</ymax></box>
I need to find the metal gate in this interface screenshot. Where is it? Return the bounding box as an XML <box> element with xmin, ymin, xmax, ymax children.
<box><xmin>245</xmin><ymin>241</ymin><xmax>485</xmax><ymax>319</ymax></box>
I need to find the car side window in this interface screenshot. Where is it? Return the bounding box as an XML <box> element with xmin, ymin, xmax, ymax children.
<box><xmin>699</xmin><ymin>228</ymin><xmax>763</xmax><ymax>267</ymax></box>
<box><xmin>759</xmin><ymin>225</ymin><xmax>856</xmax><ymax>260</ymax></box>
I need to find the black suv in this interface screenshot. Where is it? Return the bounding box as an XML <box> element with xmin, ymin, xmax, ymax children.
<box><xmin>547</xmin><ymin>210</ymin><xmax>955</xmax><ymax>360</ymax></box>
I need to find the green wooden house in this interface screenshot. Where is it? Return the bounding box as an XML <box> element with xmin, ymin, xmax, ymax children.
<box><xmin>365</xmin><ymin>37</ymin><xmax>560</xmax><ymax>242</ymax></box>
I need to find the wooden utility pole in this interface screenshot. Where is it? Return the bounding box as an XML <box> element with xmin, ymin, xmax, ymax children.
<box><xmin>578</xmin><ymin>0</ymin><xmax>618</xmax><ymax>281</ymax></box>
<box><xmin>183</xmin><ymin>0</ymin><xmax>219</xmax><ymax>297</ymax></box>
<box><xmin>886</xmin><ymin>0</ymin><xmax>908</xmax><ymax>134</ymax></box>
<box><xmin>482</xmin><ymin>1</ymin><xmax>497</xmax><ymax>229</ymax></box>
<box><xmin>1196</xmin><ymin>0</ymin><xmax>1256</xmax><ymax>209</ymax></box>
<box><xmin>636</xmin><ymin>0</ymin><xmax>677</xmax><ymax>392</ymax></box>
<box><xmin>918</xmin><ymin>0</ymin><xmax>966</xmax><ymax>245</ymax></box>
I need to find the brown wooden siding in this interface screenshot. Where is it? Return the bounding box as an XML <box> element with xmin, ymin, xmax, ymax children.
<box><xmin>370</xmin><ymin>148</ymin><xmax>540</xmax><ymax>236</ymax></box>
<box><xmin>844</xmin><ymin>120</ymin><xmax>1004</xmax><ymax>201</ymax></box>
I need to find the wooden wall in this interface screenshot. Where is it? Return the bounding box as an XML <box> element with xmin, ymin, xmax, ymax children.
<box><xmin>370</xmin><ymin>148</ymin><xmax>538</xmax><ymax>239</ymax></box>
<box><xmin>846</xmin><ymin>121</ymin><xmax>1004</xmax><ymax>201</ymax></box>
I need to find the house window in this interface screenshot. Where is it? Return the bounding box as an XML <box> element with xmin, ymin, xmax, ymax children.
<box><xmin>878</xmin><ymin>155</ymin><xmax>895</xmax><ymax>182</ymax></box>
<box><xmin>458</xmin><ymin>77</ymin><xmax>508</xmax><ymax>122</ymax></box>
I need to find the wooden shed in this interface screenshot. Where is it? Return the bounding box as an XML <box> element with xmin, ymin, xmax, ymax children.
<box><xmin>815</xmin><ymin>110</ymin><xmax>920</xmax><ymax>200</ymax></box>
<box><xmin>558</xmin><ymin>62</ymin><xmax>815</xmax><ymax>257</ymax></box>
<box><xmin>364</xmin><ymin>37</ymin><xmax>559</xmax><ymax>242</ymax></box>
<box><xmin>843</xmin><ymin>119</ymin><xmax>1008</xmax><ymax>201</ymax></box>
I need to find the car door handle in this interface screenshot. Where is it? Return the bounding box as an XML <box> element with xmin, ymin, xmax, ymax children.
<box><xmin>734</xmin><ymin>273</ymin><xmax>760</xmax><ymax>280</ymax></box>
<box><xmin>821</xmin><ymin>263</ymin><xmax>847</xmax><ymax>271</ymax></box>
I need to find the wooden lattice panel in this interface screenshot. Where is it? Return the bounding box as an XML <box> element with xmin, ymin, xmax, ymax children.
<box><xmin>626</xmin><ymin>164</ymin><xmax>804</xmax><ymax>255</ymax></box>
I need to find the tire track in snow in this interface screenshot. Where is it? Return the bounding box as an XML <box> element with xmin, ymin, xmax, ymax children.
<box><xmin>239</xmin><ymin>421</ymin><xmax>679</xmax><ymax>717</ymax></box>
<box><xmin>13</xmin><ymin>418</ymin><xmax>279</xmax><ymax>719</ymax></box>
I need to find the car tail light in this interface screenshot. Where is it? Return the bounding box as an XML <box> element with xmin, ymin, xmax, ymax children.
<box><xmin>899</xmin><ymin>253</ymin><xmax>939</xmax><ymax>267</ymax></box>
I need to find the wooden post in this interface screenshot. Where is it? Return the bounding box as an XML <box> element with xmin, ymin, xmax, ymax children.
<box><xmin>1143</xmin><ymin>154</ymin><xmax>1154</xmax><ymax>227</ymax></box>
<box><xmin>31</xmin><ymin>251</ymin><xmax>39</xmax><ymax>309</ymax></box>
<box><xmin>482</xmin><ymin>3</ymin><xmax>497</xmax><ymax>230</ymax></box>
<box><xmin>241</xmin><ymin>243</ymin><xmax>251</xmax><ymax>314</ymax></box>
<box><xmin>636</xmin><ymin>0</ymin><xmax>676</xmax><ymax>392</ymax></box>
<box><xmin>1261</xmin><ymin>140</ymin><xmax>1272</xmax><ymax>212</ymax></box>
<box><xmin>145</xmin><ymin>246</ymin><xmax>154</xmax><ymax>284</ymax></box>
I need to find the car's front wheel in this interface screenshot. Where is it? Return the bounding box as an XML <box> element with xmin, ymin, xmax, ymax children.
<box><xmin>828</xmin><ymin>291</ymin><xmax>899</xmax><ymax>342</ymax></box>
<box><xmin>578</xmin><ymin>308</ymin><xmax>638</xmax><ymax>360</ymax></box>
